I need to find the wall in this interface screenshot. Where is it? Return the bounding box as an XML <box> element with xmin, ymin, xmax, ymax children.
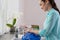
<box><xmin>24</xmin><ymin>0</ymin><xmax>46</xmax><ymax>28</ymax></box>
<box><xmin>55</xmin><ymin>0</ymin><xmax>60</xmax><ymax>10</ymax></box>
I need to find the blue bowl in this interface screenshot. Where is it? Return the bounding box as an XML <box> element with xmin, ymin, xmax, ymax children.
<box><xmin>22</xmin><ymin>32</ymin><xmax>41</xmax><ymax>40</ymax></box>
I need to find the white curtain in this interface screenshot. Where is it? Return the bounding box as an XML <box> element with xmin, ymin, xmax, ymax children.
<box><xmin>0</xmin><ymin>0</ymin><xmax>24</xmax><ymax>35</ymax></box>
<box><xmin>0</xmin><ymin>0</ymin><xmax>7</xmax><ymax>35</ymax></box>
<box><xmin>0</xmin><ymin>0</ymin><xmax>3</xmax><ymax>35</ymax></box>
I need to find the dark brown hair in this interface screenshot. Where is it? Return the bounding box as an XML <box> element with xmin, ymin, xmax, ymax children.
<box><xmin>42</xmin><ymin>0</ymin><xmax>60</xmax><ymax>14</ymax></box>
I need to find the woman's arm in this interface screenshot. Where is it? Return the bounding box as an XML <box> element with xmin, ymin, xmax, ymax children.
<box><xmin>28</xmin><ymin>12</ymin><xmax>58</xmax><ymax>37</ymax></box>
<box><xmin>39</xmin><ymin>13</ymin><xmax>58</xmax><ymax>37</ymax></box>
<box><xmin>29</xmin><ymin>28</ymin><xmax>39</xmax><ymax>34</ymax></box>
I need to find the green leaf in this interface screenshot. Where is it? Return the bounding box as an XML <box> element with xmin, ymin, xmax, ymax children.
<box><xmin>13</xmin><ymin>18</ymin><xmax>16</xmax><ymax>25</ymax></box>
<box><xmin>6</xmin><ymin>24</ymin><xmax>13</xmax><ymax>28</ymax></box>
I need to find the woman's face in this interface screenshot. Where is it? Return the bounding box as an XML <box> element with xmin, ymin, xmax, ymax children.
<box><xmin>39</xmin><ymin>0</ymin><xmax>49</xmax><ymax>11</ymax></box>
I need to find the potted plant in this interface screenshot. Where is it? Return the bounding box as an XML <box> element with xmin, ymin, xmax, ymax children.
<box><xmin>6</xmin><ymin>18</ymin><xmax>16</xmax><ymax>34</ymax></box>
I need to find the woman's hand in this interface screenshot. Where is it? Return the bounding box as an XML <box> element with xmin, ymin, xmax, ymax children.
<box><xmin>20</xmin><ymin>25</ymin><xmax>28</xmax><ymax>33</ymax></box>
<box><xmin>24</xmin><ymin>27</ymin><xmax>32</xmax><ymax>33</ymax></box>
<box><xmin>20</xmin><ymin>25</ymin><xmax>32</xmax><ymax>33</ymax></box>
<box><xmin>27</xmin><ymin>28</ymin><xmax>39</xmax><ymax>34</ymax></box>
<box><xmin>20</xmin><ymin>25</ymin><xmax>39</xmax><ymax>34</ymax></box>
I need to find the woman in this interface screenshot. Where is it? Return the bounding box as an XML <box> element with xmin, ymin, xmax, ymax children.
<box><xmin>25</xmin><ymin>0</ymin><xmax>60</xmax><ymax>40</ymax></box>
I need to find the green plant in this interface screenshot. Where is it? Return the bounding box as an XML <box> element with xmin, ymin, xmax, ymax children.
<box><xmin>6</xmin><ymin>18</ymin><xmax>16</xmax><ymax>28</ymax></box>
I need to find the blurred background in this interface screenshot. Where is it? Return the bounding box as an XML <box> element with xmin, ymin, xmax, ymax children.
<box><xmin>0</xmin><ymin>0</ymin><xmax>60</xmax><ymax>40</ymax></box>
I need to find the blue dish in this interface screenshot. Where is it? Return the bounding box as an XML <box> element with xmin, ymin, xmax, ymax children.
<box><xmin>22</xmin><ymin>32</ymin><xmax>41</xmax><ymax>40</ymax></box>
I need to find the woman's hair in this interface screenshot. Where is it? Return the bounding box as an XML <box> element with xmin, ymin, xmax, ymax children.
<box><xmin>41</xmin><ymin>0</ymin><xmax>60</xmax><ymax>14</ymax></box>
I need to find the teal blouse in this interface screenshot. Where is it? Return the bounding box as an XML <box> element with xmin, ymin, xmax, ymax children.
<box><xmin>39</xmin><ymin>8</ymin><xmax>60</xmax><ymax>40</ymax></box>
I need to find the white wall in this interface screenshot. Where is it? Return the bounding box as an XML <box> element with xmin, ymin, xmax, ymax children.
<box><xmin>55</xmin><ymin>0</ymin><xmax>60</xmax><ymax>10</ymax></box>
<box><xmin>24</xmin><ymin>0</ymin><xmax>46</xmax><ymax>28</ymax></box>
<box><xmin>24</xmin><ymin>0</ymin><xmax>60</xmax><ymax>28</ymax></box>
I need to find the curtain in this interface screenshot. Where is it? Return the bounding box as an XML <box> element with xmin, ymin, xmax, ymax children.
<box><xmin>0</xmin><ymin>0</ymin><xmax>24</xmax><ymax>35</ymax></box>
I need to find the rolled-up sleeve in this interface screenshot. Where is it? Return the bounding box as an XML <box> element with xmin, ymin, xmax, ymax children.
<box><xmin>39</xmin><ymin>13</ymin><xmax>58</xmax><ymax>37</ymax></box>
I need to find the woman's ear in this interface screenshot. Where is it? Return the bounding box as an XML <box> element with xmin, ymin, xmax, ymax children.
<box><xmin>45</xmin><ymin>0</ymin><xmax>49</xmax><ymax>4</ymax></box>
<box><xmin>45</xmin><ymin>0</ymin><xmax>50</xmax><ymax>5</ymax></box>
